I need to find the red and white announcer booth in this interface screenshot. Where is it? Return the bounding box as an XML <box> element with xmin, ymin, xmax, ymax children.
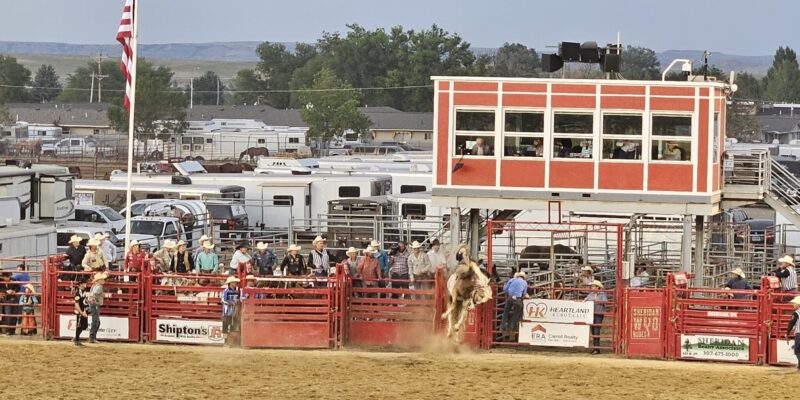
<box><xmin>431</xmin><ymin>76</ymin><xmax>730</xmax><ymax>215</ymax></box>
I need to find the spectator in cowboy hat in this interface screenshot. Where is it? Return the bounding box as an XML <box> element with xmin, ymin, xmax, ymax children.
<box><xmin>427</xmin><ymin>239</ymin><xmax>446</xmax><ymax>272</ymax></box>
<box><xmin>124</xmin><ymin>240</ymin><xmax>145</xmax><ymax>280</ymax></box>
<box><xmin>174</xmin><ymin>240</ymin><xmax>194</xmax><ymax>274</ymax></box>
<box><xmin>408</xmin><ymin>241</ymin><xmax>433</xmax><ymax>290</ymax></box>
<box><xmin>193</xmin><ymin>234</ymin><xmax>211</xmax><ymax>263</ymax></box>
<box><xmin>584</xmin><ymin>280</ymin><xmax>607</xmax><ymax>354</ymax></box>
<box><xmin>281</xmin><ymin>244</ymin><xmax>307</xmax><ymax>276</ymax></box>
<box><xmin>308</xmin><ymin>236</ymin><xmax>334</xmax><ymax>276</ymax></box>
<box><xmin>153</xmin><ymin>240</ymin><xmax>177</xmax><ymax>273</ymax></box>
<box><xmin>87</xmin><ymin>272</ymin><xmax>109</xmax><ymax>343</ymax></box>
<box><xmin>785</xmin><ymin>296</ymin><xmax>800</xmax><ymax>369</ymax></box>
<box><xmin>578</xmin><ymin>265</ymin><xmax>594</xmax><ymax>288</ymax></box>
<box><xmin>356</xmin><ymin>246</ymin><xmax>382</xmax><ymax>294</ymax></box>
<box><xmin>343</xmin><ymin>247</ymin><xmax>360</xmax><ymax>277</ymax></box>
<box><xmin>253</xmin><ymin>242</ymin><xmax>277</xmax><ymax>275</ymax></box>
<box><xmin>97</xmin><ymin>233</ymin><xmax>117</xmax><ymax>268</ymax></box>
<box><xmin>773</xmin><ymin>255</ymin><xmax>798</xmax><ymax>293</ymax></box>
<box><xmin>370</xmin><ymin>240</ymin><xmax>389</xmax><ymax>276</ymax></box>
<box><xmin>19</xmin><ymin>283</ymin><xmax>38</xmax><ymax>335</ymax></box>
<box><xmin>229</xmin><ymin>242</ymin><xmax>252</xmax><ymax>276</ymax></box>
<box><xmin>82</xmin><ymin>238</ymin><xmax>108</xmax><ymax>272</ymax></box>
<box><xmin>195</xmin><ymin>242</ymin><xmax>220</xmax><ymax>274</ymax></box>
<box><xmin>724</xmin><ymin>267</ymin><xmax>752</xmax><ymax>299</ymax></box>
<box><xmin>66</xmin><ymin>235</ymin><xmax>86</xmax><ymax>272</ymax></box>
<box><xmin>221</xmin><ymin>276</ymin><xmax>241</xmax><ymax>346</ymax></box>
<box><xmin>500</xmin><ymin>271</ymin><xmax>529</xmax><ymax>341</ymax></box>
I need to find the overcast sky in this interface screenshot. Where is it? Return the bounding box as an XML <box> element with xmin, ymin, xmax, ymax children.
<box><xmin>0</xmin><ymin>0</ymin><xmax>795</xmax><ymax>55</ymax></box>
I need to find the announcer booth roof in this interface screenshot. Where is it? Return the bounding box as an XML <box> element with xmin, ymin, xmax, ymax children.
<box><xmin>430</xmin><ymin>76</ymin><xmax>731</xmax><ymax>216</ymax></box>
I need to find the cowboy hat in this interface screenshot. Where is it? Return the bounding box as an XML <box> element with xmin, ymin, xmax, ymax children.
<box><xmin>363</xmin><ymin>246</ymin><xmax>375</xmax><ymax>254</ymax></box>
<box><xmin>346</xmin><ymin>247</ymin><xmax>358</xmax><ymax>255</ymax></box>
<box><xmin>779</xmin><ymin>255</ymin><xmax>795</xmax><ymax>266</ymax></box>
<box><xmin>591</xmin><ymin>280</ymin><xmax>604</xmax><ymax>289</ymax></box>
<box><xmin>103</xmin><ymin>232</ymin><xmax>111</xmax><ymax>239</ymax></box>
<box><xmin>256</xmin><ymin>242</ymin><xmax>268</xmax><ymax>250</ymax></box>
<box><xmin>176</xmin><ymin>240</ymin><xmax>186</xmax><ymax>248</ymax></box>
<box><xmin>370</xmin><ymin>240</ymin><xmax>380</xmax><ymax>248</ymax></box>
<box><xmin>730</xmin><ymin>268</ymin><xmax>746</xmax><ymax>279</ymax></box>
<box><xmin>245</xmin><ymin>275</ymin><xmax>256</xmax><ymax>281</ymax></box>
<box><xmin>410</xmin><ymin>241</ymin><xmax>422</xmax><ymax>249</ymax></box>
<box><xmin>514</xmin><ymin>271</ymin><xmax>527</xmax><ymax>279</ymax></box>
<box><xmin>224</xmin><ymin>276</ymin><xmax>240</xmax><ymax>285</ymax></box>
<box><xmin>288</xmin><ymin>244</ymin><xmax>301</xmax><ymax>252</ymax></box>
<box><xmin>69</xmin><ymin>235</ymin><xmax>83</xmax><ymax>244</ymax></box>
<box><xmin>202</xmin><ymin>242</ymin><xmax>215</xmax><ymax>250</ymax></box>
<box><xmin>580</xmin><ymin>266</ymin><xmax>594</xmax><ymax>272</ymax></box>
<box><xmin>790</xmin><ymin>296</ymin><xmax>800</xmax><ymax>306</ymax></box>
<box><xmin>23</xmin><ymin>283</ymin><xmax>35</xmax><ymax>292</ymax></box>
<box><xmin>93</xmin><ymin>272</ymin><xmax>109</xmax><ymax>282</ymax></box>
<box><xmin>236</xmin><ymin>242</ymin><xmax>250</xmax><ymax>250</ymax></box>
<box><xmin>198</xmin><ymin>234</ymin><xmax>210</xmax><ymax>243</ymax></box>
<box><xmin>87</xmin><ymin>238</ymin><xmax>101</xmax><ymax>247</ymax></box>
<box><xmin>312</xmin><ymin>235</ymin><xmax>326</xmax><ymax>244</ymax></box>
<box><xmin>162</xmin><ymin>240</ymin><xmax>177</xmax><ymax>249</ymax></box>
<box><xmin>129</xmin><ymin>240</ymin><xmax>140</xmax><ymax>248</ymax></box>
<box><xmin>94</xmin><ymin>233</ymin><xmax>104</xmax><ymax>241</ymax></box>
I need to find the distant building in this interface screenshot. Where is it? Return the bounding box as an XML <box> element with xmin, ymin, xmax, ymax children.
<box><xmin>7</xmin><ymin>103</ymin><xmax>115</xmax><ymax>136</ymax></box>
<box><xmin>759</xmin><ymin>115</ymin><xmax>800</xmax><ymax>144</ymax></box>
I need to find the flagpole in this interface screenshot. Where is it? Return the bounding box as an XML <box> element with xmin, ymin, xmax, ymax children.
<box><xmin>123</xmin><ymin>0</ymin><xmax>138</xmax><ymax>257</ymax></box>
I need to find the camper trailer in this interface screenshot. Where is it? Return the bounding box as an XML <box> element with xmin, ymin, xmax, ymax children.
<box><xmin>75</xmin><ymin>179</ymin><xmax>245</xmax><ymax>209</ymax></box>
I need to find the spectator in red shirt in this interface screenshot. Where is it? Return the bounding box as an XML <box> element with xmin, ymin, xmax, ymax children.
<box><xmin>124</xmin><ymin>240</ymin><xmax>146</xmax><ymax>282</ymax></box>
<box><xmin>356</xmin><ymin>246</ymin><xmax>382</xmax><ymax>296</ymax></box>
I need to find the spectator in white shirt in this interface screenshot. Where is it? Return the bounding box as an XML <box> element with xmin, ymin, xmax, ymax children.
<box><xmin>427</xmin><ymin>239</ymin><xmax>446</xmax><ymax>273</ymax></box>
<box><xmin>229</xmin><ymin>242</ymin><xmax>252</xmax><ymax>276</ymax></box>
<box><xmin>98</xmin><ymin>233</ymin><xmax>117</xmax><ymax>268</ymax></box>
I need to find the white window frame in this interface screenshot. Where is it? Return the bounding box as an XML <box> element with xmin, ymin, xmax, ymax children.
<box><xmin>453</xmin><ymin>108</ymin><xmax>498</xmax><ymax>158</ymax></box>
<box><xmin>502</xmin><ymin>108</ymin><xmax>546</xmax><ymax>159</ymax></box>
<box><xmin>551</xmin><ymin>110</ymin><xmax>595</xmax><ymax>161</ymax></box>
<box><xmin>650</xmin><ymin>113</ymin><xmax>694</xmax><ymax>163</ymax></box>
<box><xmin>600</xmin><ymin>111</ymin><xmax>645</xmax><ymax>162</ymax></box>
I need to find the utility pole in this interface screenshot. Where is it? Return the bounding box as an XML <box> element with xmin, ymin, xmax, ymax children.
<box><xmin>89</xmin><ymin>72</ymin><xmax>95</xmax><ymax>103</ymax></box>
<box><xmin>216</xmin><ymin>78</ymin><xmax>220</xmax><ymax>106</ymax></box>
<box><xmin>190</xmin><ymin>78</ymin><xmax>193</xmax><ymax>109</ymax></box>
<box><xmin>93</xmin><ymin>53</ymin><xmax>108</xmax><ymax>103</ymax></box>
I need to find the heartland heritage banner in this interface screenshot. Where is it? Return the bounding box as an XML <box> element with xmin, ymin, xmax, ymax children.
<box><xmin>518</xmin><ymin>322</ymin><xmax>591</xmax><ymax>347</ymax></box>
<box><xmin>521</xmin><ymin>299</ymin><xmax>594</xmax><ymax>324</ymax></box>
<box><xmin>680</xmin><ymin>334</ymin><xmax>750</xmax><ymax>362</ymax></box>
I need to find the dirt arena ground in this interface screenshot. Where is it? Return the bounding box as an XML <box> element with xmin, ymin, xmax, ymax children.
<box><xmin>0</xmin><ymin>338</ymin><xmax>797</xmax><ymax>399</ymax></box>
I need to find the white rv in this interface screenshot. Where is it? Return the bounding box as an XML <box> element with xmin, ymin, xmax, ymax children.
<box><xmin>75</xmin><ymin>179</ymin><xmax>245</xmax><ymax>209</ymax></box>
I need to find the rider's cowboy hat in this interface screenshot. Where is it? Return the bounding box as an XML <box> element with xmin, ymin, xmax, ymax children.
<box><xmin>68</xmin><ymin>235</ymin><xmax>83</xmax><ymax>244</ymax></box>
<box><xmin>256</xmin><ymin>242</ymin><xmax>268</xmax><ymax>251</ymax></box>
<box><xmin>779</xmin><ymin>255</ymin><xmax>795</xmax><ymax>266</ymax></box>
<box><xmin>730</xmin><ymin>268</ymin><xmax>746</xmax><ymax>279</ymax></box>
<box><xmin>410</xmin><ymin>241</ymin><xmax>423</xmax><ymax>249</ymax></box>
<box><xmin>224</xmin><ymin>276</ymin><xmax>240</xmax><ymax>285</ymax></box>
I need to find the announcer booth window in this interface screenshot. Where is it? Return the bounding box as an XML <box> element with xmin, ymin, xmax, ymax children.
<box><xmin>503</xmin><ymin>111</ymin><xmax>544</xmax><ymax>158</ymax></box>
<box><xmin>552</xmin><ymin>112</ymin><xmax>594</xmax><ymax>159</ymax></box>
<box><xmin>454</xmin><ymin>110</ymin><xmax>496</xmax><ymax>157</ymax></box>
<box><xmin>651</xmin><ymin>115</ymin><xmax>692</xmax><ymax>162</ymax></box>
<box><xmin>601</xmin><ymin>113</ymin><xmax>643</xmax><ymax>160</ymax></box>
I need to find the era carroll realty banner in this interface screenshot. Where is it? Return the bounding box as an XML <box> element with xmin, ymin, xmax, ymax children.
<box><xmin>155</xmin><ymin>319</ymin><xmax>224</xmax><ymax>344</ymax></box>
<box><xmin>522</xmin><ymin>299</ymin><xmax>594</xmax><ymax>324</ymax></box>
<box><xmin>59</xmin><ymin>314</ymin><xmax>130</xmax><ymax>340</ymax></box>
<box><xmin>680</xmin><ymin>334</ymin><xmax>750</xmax><ymax>362</ymax></box>
<box><xmin>519</xmin><ymin>322</ymin><xmax>591</xmax><ymax>347</ymax></box>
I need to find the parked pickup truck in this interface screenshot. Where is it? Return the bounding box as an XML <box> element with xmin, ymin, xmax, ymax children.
<box><xmin>117</xmin><ymin>216</ymin><xmax>207</xmax><ymax>250</ymax></box>
<box><xmin>41</xmin><ymin>137</ymin><xmax>116</xmax><ymax>158</ymax></box>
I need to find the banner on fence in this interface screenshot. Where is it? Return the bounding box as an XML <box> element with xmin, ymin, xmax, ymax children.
<box><xmin>59</xmin><ymin>314</ymin><xmax>129</xmax><ymax>340</ymax></box>
<box><xmin>680</xmin><ymin>334</ymin><xmax>750</xmax><ymax>362</ymax></box>
<box><xmin>631</xmin><ymin>306</ymin><xmax>661</xmax><ymax>340</ymax></box>
<box><xmin>155</xmin><ymin>319</ymin><xmax>224</xmax><ymax>344</ymax></box>
<box><xmin>522</xmin><ymin>299</ymin><xmax>594</xmax><ymax>324</ymax></box>
<box><xmin>777</xmin><ymin>340</ymin><xmax>796</xmax><ymax>365</ymax></box>
<box><xmin>519</xmin><ymin>322</ymin><xmax>590</xmax><ymax>348</ymax></box>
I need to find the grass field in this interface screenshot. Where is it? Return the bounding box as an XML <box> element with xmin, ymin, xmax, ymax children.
<box><xmin>11</xmin><ymin>53</ymin><xmax>256</xmax><ymax>84</ymax></box>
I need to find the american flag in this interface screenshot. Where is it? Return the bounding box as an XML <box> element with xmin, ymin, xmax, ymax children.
<box><xmin>116</xmin><ymin>0</ymin><xmax>135</xmax><ymax>111</ymax></box>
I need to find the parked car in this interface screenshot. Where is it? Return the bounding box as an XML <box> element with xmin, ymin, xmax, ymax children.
<box><xmin>117</xmin><ymin>216</ymin><xmax>186</xmax><ymax>249</ymax></box>
<box><xmin>121</xmin><ymin>199</ymin><xmax>172</xmax><ymax>218</ymax></box>
<box><xmin>734</xmin><ymin>219</ymin><xmax>776</xmax><ymax>245</ymax></box>
<box><xmin>725</xmin><ymin>208</ymin><xmax>750</xmax><ymax>224</ymax></box>
<box><xmin>57</xmin><ymin>227</ymin><xmax>157</xmax><ymax>262</ymax></box>
<box><xmin>67</xmin><ymin>205</ymin><xmax>126</xmax><ymax>233</ymax></box>
<box><xmin>206</xmin><ymin>201</ymin><xmax>249</xmax><ymax>239</ymax></box>
<box><xmin>41</xmin><ymin>137</ymin><xmax>116</xmax><ymax>158</ymax></box>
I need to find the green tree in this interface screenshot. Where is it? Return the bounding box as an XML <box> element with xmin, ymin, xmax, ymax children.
<box><xmin>734</xmin><ymin>71</ymin><xmax>762</xmax><ymax>100</ymax></box>
<box><xmin>107</xmin><ymin>61</ymin><xmax>188</xmax><ymax>134</ymax></box>
<box><xmin>0</xmin><ymin>55</ymin><xmax>31</xmax><ymax>103</ymax></box>
<box><xmin>191</xmin><ymin>71</ymin><xmax>225</xmax><ymax>105</ymax></box>
<box><xmin>762</xmin><ymin>46</ymin><xmax>800</xmax><ymax>102</ymax></box>
<box><xmin>0</xmin><ymin>105</ymin><xmax>11</xmax><ymax>125</ymax></box>
<box><xmin>59</xmin><ymin>60</ymin><xmax>126</xmax><ymax>103</ymax></box>
<box><xmin>231</xmin><ymin>69</ymin><xmax>265</xmax><ymax>105</ymax></box>
<box><xmin>251</xmin><ymin>42</ymin><xmax>309</xmax><ymax>108</ymax></box>
<box><xmin>487</xmin><ymin>43</ymin><xmax>540</xmax><ymax>77</ymax></box>
<box><xmin>620</xmin><ymin>45</ymin><xmax>661</xmax><ymax>80</ymax></box>
<box><xmin>32</xmin><ymin>64</ymin><xmax>61</xmax><ymax>102</ymax></box>
<box><xmin>299</xmin><ymin>68</ymin><xmax>371</xmax><ymax>148</ymax></box>
<box><xmin>726</xmin><ymin>111</ymin><xmax>761</xmax><ymax>143</ymax></box>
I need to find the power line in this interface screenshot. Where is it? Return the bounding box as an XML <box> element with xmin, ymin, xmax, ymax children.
<box><xmin>0</xmin><ymin>83</ymin><xmax>433</xmax><ymax>94</ymax></box>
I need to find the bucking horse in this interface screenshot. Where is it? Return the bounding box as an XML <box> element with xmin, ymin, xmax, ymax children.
<box><xmin>441</xmin><ymin>259</ymin><xmax>492</xmax><ymax>342</ymax></box>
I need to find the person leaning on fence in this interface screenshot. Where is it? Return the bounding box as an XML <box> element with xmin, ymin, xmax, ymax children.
<box><xmin>585</xmin><ymin>280</ymin><xmax>608</xmax><ymax>355</ymax></box>
<box><xmin>73</xmin><ymin>277</ymin><xmax>90</xmax><ymax>347</ymax></box>
<box><xmin>356</xmin><ymin>246</ymin><xmax>382</xmax><ymax>295</ymax></box>
<box><xmin>0</xmin><ymin>272</ymin><xmax>17</xmax><ymax>335</ymax></box>
<box><xmin>773</xmin><ymin>255</ymin><xmax>798</xmax><ymax>295</ymax></box>
<box><xmin>124</xmin><ymin>240</ymin><xmax>145</xmax><ymax>281</ymax></box>
<box><xmin>253</xmin><ymin>242</ymin><xmax>277</xmax><ymax>275</ymax></box>
<box><xmin>98</xmin><ymin>233</ymin><xmax>117</xmax><ymax>269</ymax></box>
<box><xmin>370</xmin><ymin>240</ymin><xmax>390</xmax><ymax>277</ymax></box>
<box><xmin>153</xmin><ymin>240</ymin><xmax>177</xmax><ymax>273</ymax></box>
<box><xmin>500</xmin><ymin>271</ymin><xmax>529</xmax><ymax>341</ymax></box>
<box><xmin>389</xmin><ymin>241</ymin><xmax>411</xmax><ymax>295</ymax></box>
<box><xmin>87</xmin><ymin>272</ymin><xmax>108</xmax><ymax>344</ymax></box>
<box><xmin>408</xmin><ymin>241</ymin><xmax>433</xmax><ymax>290</ymax></box>
<box><xmin>221</xmin><ymin>276</ymin><xmax>241</xmax><ymax>347</ymax></box>
<box><xmin>309</xmin><ymin>236</ymin><xmax>334</xmax><ymax>277</ymax></box>
<box><xmin>281</xmin><ymin>244</ymin><xmax>307</xmax><ymax>276</ymax></box>
<box><xmin>19</xmin><ymin>283</ymin><xmax>38</xmax><ymax>335</ymax></box>
<box><xmin>195</xmin><ymin>242</ymin><xmax>220</xmax><ymax>274</ymax></box>
<box><xmin>82</xmin><ymin>238</ymin><xmax>108</xmax><ymax>272</ymax></box>
<box><xmin>193</xmin><ymin>235</ymin><xmax>211</xmax><ymax>263</ymax></box>
<box><xmin>66</xmin><ymin>235</ymin><xmax>86</xmax><ymax>272</ymax></box>
<box><xmin>344</xmin><ymin>247</ymin><xmax>360</xmax><ymax>278</ymax></box>
<box><xmin>427</xmin><ymin>239</ymin><xmax>446</xmax><ymax>272</ymax></box>
<box><xmin>724</xmin><ymin>268</ymin><xmax>752</xmax><ymax>300</ymax></box>
<box><xmin>12</xmin><ymin>264</ymin><xmax>29</xmax><ymax>292</ymax></box>
<box><xmin>230</xmin><ymin>242</ymin><xmax>252</xmax><ymax>276</ymax></box>
<box><xmin>578</xmin><ymin>265</ymin><xmax>594</xmax><ymax>288</ymax></box>
<box><xmin>174</xmin><ymin>240</ymin><xmax>194</xmax><ymax>274</ymax></box>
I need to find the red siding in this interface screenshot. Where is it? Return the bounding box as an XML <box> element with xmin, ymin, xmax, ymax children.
<box><xmin>552</xmin><ymin>84</ymin><xmax>596</xmax><ymax>94</ymax></box>
<box><xmin>503</xmin><ymin>94</ymin><xmax>547</xmax><ymax>108</ymax></box>
<box><xmin>600</xmin><ymin>96</ymin><xmax>646</xmax><ymax>110</ymax></box>
<box><xmin>550</xmin><ymin>161</ymin><xmax>594</xmax><ymax>189</ymax></box>
<box><xmin>651</xmin><ymin>87</ymin><xmax>694</xmax><ymax>96</ymax></box>
<box><xmin>454</xmin><ymin>93</ymin><xmax>497</xmax><ymax>106</ymax></box>
<box><xmin>438</xmin><ymin>81</ymin><xmax>450</xmax><ymax>90</ymax></box>
<box><xmin>649</xmin><ymin>164</ymin><xmax>693</xmax><ymax>192</ymax></box>
<box><xmin>500</xmin><ymin>160</ymin><xmax>545</xmax><ymax>187</ymax></box>
<box><xmin>697</xmin><ymin>98</ymin><xmax>709</xmax><ymax>192</ymax></box>
<box><xmin>601</xmin><ymin>85</ymin><xmax>646</xmax><ymax>95</ymax></box>
<box><xmin>552</xmin><ymin>95</ymin><xmax>595</xmax><ymax>108</ymax></box>
<box><xmin>504</xmin><ymin>83</ymin><xmax>547</xmax><ymax>93</ymax></box>
<box><xmin>598</xmin><ymin>163</ymin><xmax>644</xmax><ymax>190</ymax></box>
<box><xmin>451</xmin><ymin>159</ymin><xmax>496</xmax><ymax>186</ymax></box>
<box><xmin>436</xmin><ymin>93</ymin><xmax>449</xmax><ymax>185</ymax></box>
<box><xmin>453</xmin><ymin>82</ymin><xmax>497</xmax><ymax>92</ymax></box>
<box><xmin>650</xmin><ymin>97</ymin><xmax>694</xmax><ymax>111</ymax></box>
